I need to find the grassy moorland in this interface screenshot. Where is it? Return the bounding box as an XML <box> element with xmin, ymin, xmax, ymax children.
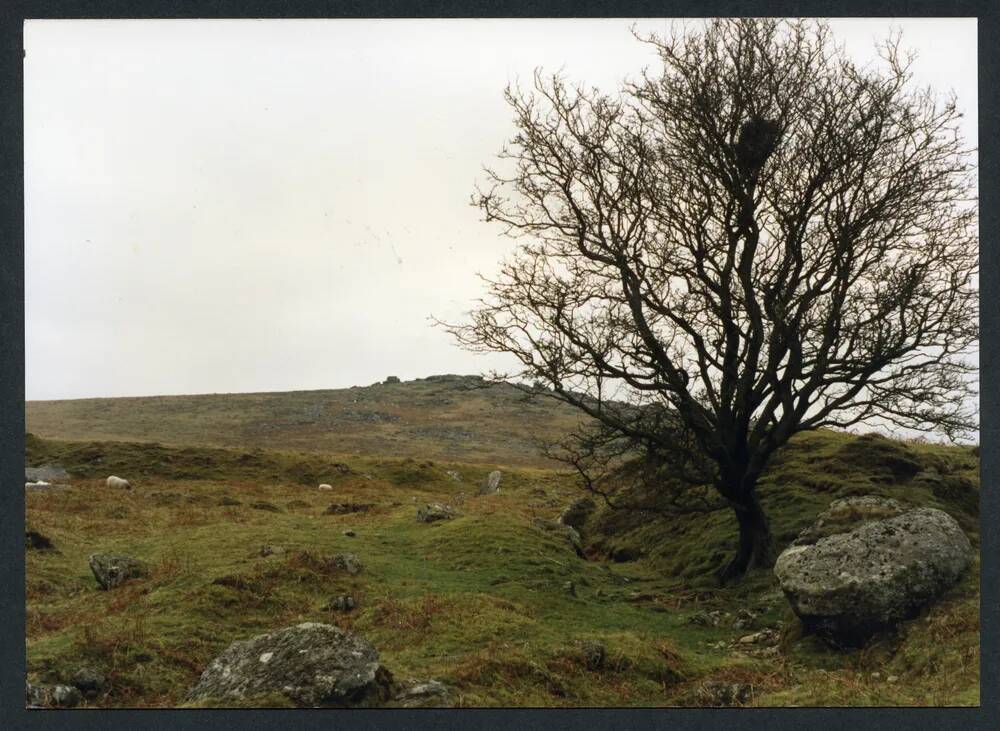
<box><xmin>25</xmin><ymin>376</ymin><xmax>586</xmax><ymax>468</ymax></box>
<box><xmin>25</xmin><ymin>419</ymin><xmax>979</xmax><ymax>707</ymax></box>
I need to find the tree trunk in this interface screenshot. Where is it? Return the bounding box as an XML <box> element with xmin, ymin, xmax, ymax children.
<box><xmin>715</xmin><ymin>489</ymin><xmax>775</xmax><ymax>583</ymax></box>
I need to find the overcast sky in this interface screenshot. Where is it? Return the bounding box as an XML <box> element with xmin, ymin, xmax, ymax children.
<box><xmin>24</xmin><ymin>18</ymin><xmax>978</xmax><ymax>401</ymax></box>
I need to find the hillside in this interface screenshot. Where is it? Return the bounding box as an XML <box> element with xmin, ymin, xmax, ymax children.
<box><xmin>26</xmin><ymin>375</ymin><xmax>588</xmax><ymax>468</ymax></box>
<box><xmin>25</xmin><ymin>429</ymin><xmax>979</xmax><ymax>707</ymax></box>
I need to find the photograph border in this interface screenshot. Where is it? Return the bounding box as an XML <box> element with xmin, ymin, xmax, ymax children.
<box><xmin>1</xmin><ymin>1</ymin><xmax>995</xmax><ymax>729</ymax></box>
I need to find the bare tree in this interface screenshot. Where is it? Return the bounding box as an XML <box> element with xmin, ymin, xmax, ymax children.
<box><xmin>441</xmin><ymin>19</ymin><xmax>978</xmax><ymax>581</ymax></box>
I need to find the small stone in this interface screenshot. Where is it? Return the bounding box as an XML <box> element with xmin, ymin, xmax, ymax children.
<box><xmin>89</xmin><ymin>554</ymin><xmax>146</xmax><ymax>590</ymax></box>
<box><xmin>327</xmin><ymin>553</ymin><xmax>362</xmax><ymax>575</ymax></box>
<box><xmin>697</xmin><ymin>680</ymin><xmax>753</xmax><ymax>707</ymax></box>
<box><xmin>72</xmin><ymin>667</ymin><xmax>107</xmax><ymax>699</ymax></box>
<box><xmin>887</xmin><ymin>675</ymin><xmax>899</xmax><ymax>683</ymax></box>
<box><xmin>392</xmin><ymin>679</ymin><xmax>453</xmax><ymax>708</ymax></box>
<box><xmin>416</xmin><ymin>503</ymin><xmax>455</xmax><ymax>523</ymax></box>
<box><xmin>563</xmin><ymin>581</ymin><xmax>576</xmax><ymax>596</ymax></box>
<box><xmin>26</xmin><ymin>682</ymin><xmax>52</xmax><ymax>707</ymax></box>
<box><xmin>326</xmin><ymin>595</ymin><xmax>356</xmax><ymax>612</ymax></box>
<box><xmin>52</xmin><ymin>684</ymin><xmax>82</xmax><ymax>707</ymax></box>
<box><xmin>343</xmin><ymin>529</ymin><xmax>356</xmax><ymax>537</ymax></box>
<box><xmin>871</xmin><ymin>672</ymin><xmax>881</xmax><ymax>680</ymax></box>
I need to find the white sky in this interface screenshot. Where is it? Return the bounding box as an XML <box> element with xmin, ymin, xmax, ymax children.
<box><xmin>24</xmin><ymin>18</ymin><xmax>978</xmax><ymax>401</ymax></box>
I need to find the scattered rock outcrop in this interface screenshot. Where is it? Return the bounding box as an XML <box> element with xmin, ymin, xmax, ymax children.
<box><xmin>89</xmin><ymin>554</ymin><xmax>146</xmax><ymax>590</ymax></box>
<box><xmin>186</xmin><ymin>623</ymin><xmax>393</xmax><ymax>707</ymax></box>
<box><xmin>417</xmin><ymin>503</ymin><xmax>455</xmax><ymax>523</ymax></box>
<box><xmin>775</xmin><ymin>503</ymin><xmax>972</xmax><ymax>644</ymax></box>
<box><xmin>478</xmin><ymin>470</ymin><xmax>502</xmax><ymax>495</ymax></box>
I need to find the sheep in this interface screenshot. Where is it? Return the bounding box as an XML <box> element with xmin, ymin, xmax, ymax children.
<box><xmin>318</xmin><ymin>483</ymin><xmax>333</xmax><ymax>491</ymax></box>
<box><xmin>106</xmin><ymin>475</ymin><xmax>131</xmax><ymax>490</ymax></box>
<box><xmin>25</xmin><ymin>481</ymin><xmax>51</xmax><ymax>489</ymax></box>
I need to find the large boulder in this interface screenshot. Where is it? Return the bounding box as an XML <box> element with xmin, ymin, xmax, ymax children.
<box><xmin>89</xmin><ymin>554</ymin><xmax>147</xmax><ymax>590</ymax></box>
<box><xmin>775</xmin><ymin>506</ymin><xmax>972</xmax><ymax>645</ymax></box>
<box><xmin>558</xmin><ymin>497</ymin><xmax>596</xmax><ymax>531</ymax></box>
<box><xmin>187</xmin><ymin>623</ymin><xmax>393</xmax><ymax>707</ymax></box>
<box><xmin>478</xmin><ymin>470</ymin><xmax>502</xmax><ymax>495</ymax></box>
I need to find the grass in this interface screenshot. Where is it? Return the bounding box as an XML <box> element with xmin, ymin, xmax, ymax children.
<box><xmin>25</xmin><ymin>427</ymin><xmax>979</xmax><ymax>707</ymax></box>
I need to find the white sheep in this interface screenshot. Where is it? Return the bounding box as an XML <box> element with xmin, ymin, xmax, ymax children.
<box><xmin>318</xmin><ymin>483</ymin><xmax>333</xmax><ymax>491</ymax></box>
<box><xmin>25</xmin><ymin>481</ymin><xmax>50</xmax><ymax>489</ymax></box>
<box><xmin>106</xmin><ymin>475</ymin><xmax>131</xmax><ymax>490</ymax></box>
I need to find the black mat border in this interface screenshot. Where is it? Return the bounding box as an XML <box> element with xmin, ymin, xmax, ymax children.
<box><xmin>1</xmin><ymin>2</ymin><xmax>995</xmax><ymax>729</ymax></box>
